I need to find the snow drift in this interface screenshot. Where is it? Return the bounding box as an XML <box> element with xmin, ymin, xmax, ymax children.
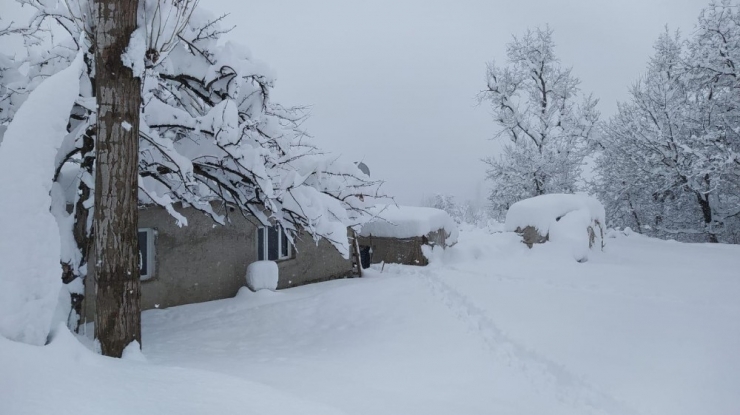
<box><xmin>0</xmin><ymin>52</ymin><xmax>83</xmax><ymax>345</ymax></box>
<box><xmin>0</xmin><ymin>324</ymin><xmax>347</xmax><ymax>415</ymax></box>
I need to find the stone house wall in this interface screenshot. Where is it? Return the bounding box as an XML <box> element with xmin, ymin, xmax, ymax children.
<box><xmin>83</xmin><ymin>205</ymin><xmax>353</xmax><ymax>320</ymax></box>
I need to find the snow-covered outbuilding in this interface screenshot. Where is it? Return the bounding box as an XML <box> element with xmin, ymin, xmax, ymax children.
<box><xmin>505</xmin><ymin>194</ymin><xmax>606</xmax><ymax>261</ymax></box>
<box><xmin>357</xmin><ymin>205</ymin><xmax>458</xmax><ymax>266</ymax></box>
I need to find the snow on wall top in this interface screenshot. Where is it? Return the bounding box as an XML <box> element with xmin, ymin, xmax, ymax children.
<box><xmin>504</xmin><ymin>194</ymin><xmax>606</xmax><ymax>235</ymax></box>
<box><xmin>359</xmin><ymin>205</ymin><xmax>459</xmax><ymax>245</ymax></box>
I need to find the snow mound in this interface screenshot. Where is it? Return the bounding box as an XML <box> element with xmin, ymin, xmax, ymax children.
<box><xmin>0</xmin><ymin>51</ymin><xmax>83</xmax><ymax>345</ymax></box>
<box><xmin>0</xmin><ymin>325</ymin><xmax>347</xmax><ymax>415</ymax></box>
<box><xmin>505</xmin><ymin>194</ymin><xmax>605</xmax><ymax>262</ymax></box>
<box><xmin>122</xmin><ymin>341</ymin><xmax>148</xmax><ymax>363</ymax></box>
<box><xmin>359</xmin><ymin>205</ymin><xmax>459</xmax><ymax>245</ymax></box>
<box><xmin>505</xmin><ymin>194</ymin><xmax>605</xmax><ymax>235</ymax></box>
<box><xmin>548</xmin><ymin>208</ymin><xmax>594</xmax><ymax>262</ymax></box>
<box><xmin>246</xmin><ymin>261</ymin><xmax>279</xmax><ymax>291</ymax></box>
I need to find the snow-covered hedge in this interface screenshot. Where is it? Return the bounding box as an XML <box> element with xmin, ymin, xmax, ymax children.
<box><xmin>359</xmin><ymin>205</ymin><xmax>459</xmax><ymax>246</ymax></box>
<box><xmin>505</xmin><ymin>194</ymin><xmax>605</xmax><ymax>261</ymax></box>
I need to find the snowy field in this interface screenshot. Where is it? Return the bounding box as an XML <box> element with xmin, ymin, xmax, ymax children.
<box><xmin>2</xmin><ymin>227</ymin><xmax>739</xmax><ymax>415</ymax></box>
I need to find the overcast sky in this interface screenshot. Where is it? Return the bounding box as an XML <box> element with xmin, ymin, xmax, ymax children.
<box><xmin>2</xmin><ymin>0</ymin><xmax>711</xmax><ymax>205</ymax></box>
<box><xmin>198</xmin><ymin>0</ymin><xmax>709</xmax><ymax>206</ymax></box>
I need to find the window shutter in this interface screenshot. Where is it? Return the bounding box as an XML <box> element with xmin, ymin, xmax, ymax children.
<box><xmin>138</xmin><ymin>230</ymin><xmax>148</xmax><ymax>276</ymax></box>
<box><xmin>257</xmin><ymin>228</ymin><xmax>265</xmax><ymax>261</ymax></box>
<box><xmin>267</xmin><ymin>226</ymin><xmax>279</xmax><ymax>261</ymax></box>
<box><xmin>281</xmin><ymin>228</ymin><xmax>289</xmax><ymax>258</ymax></box>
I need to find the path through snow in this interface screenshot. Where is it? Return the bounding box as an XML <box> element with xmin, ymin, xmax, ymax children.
<box><xmin>418</xmin><ymin>268</ymin><xmax>635</xmax><ymax>414</ymax></box>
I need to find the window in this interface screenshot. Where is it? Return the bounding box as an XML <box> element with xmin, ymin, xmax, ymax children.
<box><xmin>257</xmin><ymin>225</ymin><xmax>291</xmax><ymax>261</ymax></box>
<box><xmin>138</xmin><ymin>228</ymin><xmax>156</xmax><ymax>280</ymax></box>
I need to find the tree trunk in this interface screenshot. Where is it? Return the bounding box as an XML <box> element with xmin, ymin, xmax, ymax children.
<box><xmin>93</xmin><ymin>0</ymin><xmax>142</xmax><ymax>357</ymax></box>
<box><xmin>533</xmin><ymin>172</ymin><xmax>544</xmax><ymax>196</ymax></box>
<box><xmin>696</xmin><ymin>191</ymin><xmax>718</xmax><ymax>243</ymax></box>
<box><xmin>625</xmin><ymin>191</ymin><xmax>642</xmax><ymax>231</ymax></box>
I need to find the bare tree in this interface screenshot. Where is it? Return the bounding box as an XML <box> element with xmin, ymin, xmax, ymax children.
<box><xmin>92</xmin><ymin>0</ymin><xmax>142</xmax><ymax>357</ymax></box>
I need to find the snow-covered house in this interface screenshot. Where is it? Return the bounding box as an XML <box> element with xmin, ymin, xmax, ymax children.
<box><xmin>357</xmin><ymin>205</ymin><xmax>458</xmax><ymax>266</ymax></box>
<box><xmin>83</xmin><ymin>204</ymin><xmax>353</xmax><ymax>319</ymax></box>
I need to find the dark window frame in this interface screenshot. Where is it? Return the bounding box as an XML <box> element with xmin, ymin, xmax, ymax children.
<box><xmin>257</xmin><ymin>225</ymin><xmax>292</xmax><ymax>261</ymax></box>
<box><xmin>138</xmin><ymin>228</ymin><xmax>156</xmax><ymax>280</ymax></box>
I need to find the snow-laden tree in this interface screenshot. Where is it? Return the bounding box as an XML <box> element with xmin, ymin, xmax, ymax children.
<box><xmin>593</xmin><ymin>31</ymin><xmax>691</xmax><ymax>236</ymax></box>
<box><xmin>3</xmin><ymin>0</ymin><xmax>383</xmax><ymax>339</ymax></box>
<box><xmin>592</xmin><ymin>2</ymin><xmax>740</xmax><ymax>243</ymax></box>
<box><xmin>0</xmin><ymin>25</ymin><xmax>22</xmax><ymax>137</ymax></box>
<box><xmin>424</xmin><ymin>194</ymin><xmax>459</xmax><ymax>219</ymax></box>
<box><xmin>422</xmin><ymin>194</ymin><xmax>489</xmax><ymax>226</ymax></box>
<box><xmin>685</xmin><ymin>0</ymin><xmax>740</xmax><ymax>241</ymax></box>
<box><xmin>0</xmin><ymin>17</ymin><xmax>42</xmax><ymax>141</ymax></box>
<box><xmin>480</xmin><ymin>27</ymin><xmax>599</xmax><ymax>218</ymax></box>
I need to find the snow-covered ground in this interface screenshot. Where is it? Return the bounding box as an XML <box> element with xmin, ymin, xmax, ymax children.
<box><xmin>2</xmin><ymin>228</ymin><xmax>739</xmax><ymax>414</ymax></box>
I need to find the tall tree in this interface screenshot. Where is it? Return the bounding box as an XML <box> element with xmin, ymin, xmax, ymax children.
<box><xmin>481</xmin><ymin>27</ymin><xmax>599</xmax><ymax>218</ymax></box>
<box><xmin>5</xmin><ymin>0</ymin><xmax>383</xmax><ymax>335</ymax></box>
<box><xmin>592</xmin><ymin>31</ymin><xmax>691</xmax><ymax>238</ymax></box>
<box><xmin>685</xmin><ymin>0</ymin><xmax>740</xmax><ymax>241</ymax></box>
<box><xmin>592</xmin><ymin>1</ymin><xmax>740</xmax><ymax>243</ymax></box>
<box><xmin>92</xmin><ymin>0</ymin><xmax>142</xmax><ymax>357</ymax></box>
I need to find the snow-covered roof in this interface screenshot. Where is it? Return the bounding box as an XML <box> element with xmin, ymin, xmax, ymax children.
<box><xmin>359</xmin><ymin>205</ymin><xmax>459</xmax><ymax>245</ymax></box>
<box><xmin>504</xmin><ymin>194</ymin><xmax>606</xmax><ymax>235</ymax></box>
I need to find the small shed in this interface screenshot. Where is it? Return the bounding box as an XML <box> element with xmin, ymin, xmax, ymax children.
<box><xmin>357</xmin><ymin>205</ymin><xmax>458</xmax><ymax>266</ymax></box>
<box><xmin>505</xmin><ymin>194</ymin><xmax>605</xmax><ymax>262</ymax></box>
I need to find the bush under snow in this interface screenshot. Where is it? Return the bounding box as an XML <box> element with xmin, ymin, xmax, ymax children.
<box><xmin>246</xmin><ymin>261</ymin><xmax>279</xmax><ymax>291</ymax></box>
<box><xmin>505</xmin><ymin>194</ymin><xmax>606</xmax><ymax>262</ymax></box>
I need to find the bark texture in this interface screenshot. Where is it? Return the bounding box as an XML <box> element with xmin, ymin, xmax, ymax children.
<box><xmin>93</xmin><ymin>0</ymin><xmax>142</xmax><ymax>357</ymax></box>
